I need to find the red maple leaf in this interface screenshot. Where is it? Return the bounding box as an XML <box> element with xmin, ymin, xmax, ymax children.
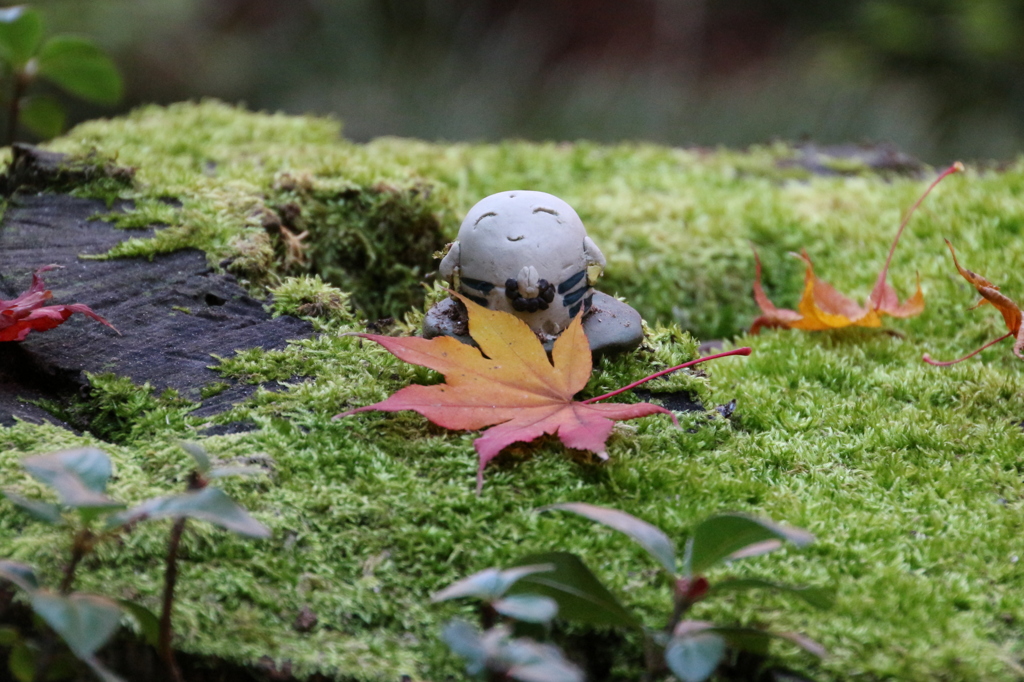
<box><xmin>0</xmin><ymin>265</ymin><xmax>117</xmax><ymax>342</ymax></box>
<box><xmin>336</xmin><ymin>293</ymin><xmax>750</xmax><ymax>490</ymax></box>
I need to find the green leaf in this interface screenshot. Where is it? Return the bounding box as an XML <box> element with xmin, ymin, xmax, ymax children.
<box><xmin>21</xmin><ymin>448</ymin><xmax>119</xmax><ymax>511</ymax></box>
<box><xmin>685</xmin><ymin>513</ymin><xmax>814</xmax><ymax>575</ymax></box>
<box><xmin>117</xmin><ymin>599</ymin><xmax>160</xmax><ymax>647</ymax></box>
<box><xmin>0</xmin><ymin>560</ymin><xmax>38</xmax><ymax>592</ymax></box>
<box><xmin>441</xmin><ymin>619</ymin><xmax>486</xmax><ymax>675</ymax></box>
<box><xmin>30</xmin><ymin>591</ymin><xmax>122</xmax><ymax>659</ymax></box>
<box><xmin>771</xmin><ymin>630</ymin><xmax>828</xmax><ymax>658</ymax></box>
<box><xmin>510</xmin><ymin>552</ymin><xmax>641</xmax><ymax>629</ymax></box>
<box><xmin>0</xmin><ymin>7</ymin><xmax>43</xmax><ymax>66</ymax></box>
<box><xmin>178</xmin><ymin>441</ymin><xmax>211</xmax><ymax>473</ymax></box>
<box><xmin>508</xmin><ymin>655</ymin><xmax>584</xmax><ymax>682</ymax></box>
<box><xmin>433</xmin><ymin>564</ymin><xmax>553</xmax><ymax>603</ymax></box>
<box><xmin>434</xmin><ymin>567</ymin><xmax>503</xmax><ymax>602</ymax></box>
<box><xmin>0</xmin><ymin>625</ymin><xmax>20</xmax><ymax>645</ymax></box>
<box><xmin>664</xmin><ymin>630</ymin><xmax>726</xmax><ymax>682</ymax></box>
<box><xmin>2</xmin><ymin>490</ymin><xmax>63</xmax><ymax>524</ymax></box>
<box><xmin>19</xmin><ymin>95</ymin><xmax>65</xmax><ymax>139</ymax></box>
<box><xmin>542</xmin><ymin>503</ymin><xmax>676</xmax><ymax>574</ymax></box>
<box><xmin>493</xmin><ymin>594</ymin><xmax>558</xmax><ymax>624</ymax></box>
<box><xmin>109</xmin><ymin>487</ymin><xmax>270</xmax><ymax>538</ymax></box>
<box><xmin>705</xmin><ymin>626</ymin><xmax>827</xmax><ymax>658</ymax></box>
<box><xmin>24</xmin><ymin>447</ymin><xmax>113</xmax><ymax>492</ymax></box>
<box><xmin>497</xmin><ymin>632</ymin><xmax>584</xmax><ymax>682</ymax></box>
<box><xmin>8</xmin><ymin>640</ymin><xmax>35</xmax><ymax>682</ymax></box>
<box><xmin>710</xmin><ymin>578</ymin><xmax>834</xmax><ymax>609</ymax></box>
<box><xmin>37</xmin><ymin>35</ymin><xmax>122</xmax><ymax>105</ymax></box>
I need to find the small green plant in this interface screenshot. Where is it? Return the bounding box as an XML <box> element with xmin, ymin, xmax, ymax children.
<box><xmin>433</xmin><ymin>565</ymin><xmax>583</xmax><ymax>682</ymax></box>
<box><xmin>1</xmin><ymin>448</ymin><xmax>134</xmax><ymax>681</ymax></box>
<box><xmin>107</xmin><ymin>442</ymin><xmax>270</xmax><ymax>682</ymax></box>
<box><xmin>504</xmin><ymin>504</ymin><xmax>832</xmax><ymax>682</ymax></box>
<box><xmin>0</xmin><ymin>5</ymin><xmax>122</xmax><ymax>143</ymax></box>
<box><xmin>1</xmin><ymin>445</ymin><xmax>269</xmax><ymax>682</ymax></box>
<box><xmin>3</xmin><ymin>448</ymin><xmax>125</xmax><ymax>593</ymax></box>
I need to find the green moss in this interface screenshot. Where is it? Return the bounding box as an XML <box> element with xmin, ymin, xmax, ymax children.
<box><xmin>36</xmin><ymin>373</ymin><xmax>196</xmax><ymax>445</ymax></box>
<box><xmin>2</xmin><ymin>101</ymin><xmax>1024</xmax><ymax>681</ymax></box>
<box><xmin>1</xmin><ymin>146</ymin><xmax>136</xmax><ymax>201</ymax></box>
<box><xmin>269</xmin><ymin>275</ymin><xmax>357</xmax><ymax>331</ymax></box>
<box><xmin>50</xmin><ymin>101</ymin><xmax>452</xmax><ymax>315</ymax></box>
<box><xmin>199</xmin><ymin>382</ymin><xmax>231</xmax><ymax>400</ymax></box>
<box><xmin>297</xmin><ymin>182</ymin><xmax>444</xmax><ymax>320</ymax></box>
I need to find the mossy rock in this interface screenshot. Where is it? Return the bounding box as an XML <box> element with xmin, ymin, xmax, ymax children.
<box><xmin>1</xmin><ymin>101</ymin><xmax>1023</xmax><ymax>681</ymax></box>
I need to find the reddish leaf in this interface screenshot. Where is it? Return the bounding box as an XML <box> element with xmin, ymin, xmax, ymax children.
<box><xmin>751</xmin><ymin>163</ymin><xmax>962</xmax><ymax>334</ymax></box>
<box><xmin>923</xmin><ymin>240</ymin><xmax>1024</xmax><ymax>365</ymax></box>
<box><xmin>750</xmin><ymin>251</ymin><xmax>802</xmax><ymax>333</ymax></box>
<box><xmin>336</xmin><ymin>294</ymin><xmax>750</xmax><ymax>490</ymax></box>
<box><xmin>0</xmin><ymin>266</ymin><xmax>117</xmax><ymax>342</ymax></box>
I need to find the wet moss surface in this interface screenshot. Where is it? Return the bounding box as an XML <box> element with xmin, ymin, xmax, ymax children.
<box><xmin>1</xmin><ymin>101</ymin><xmax>1023</xmax><ymax>680</ymax></box>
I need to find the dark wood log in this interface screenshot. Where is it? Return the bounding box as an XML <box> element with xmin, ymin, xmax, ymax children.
<box><xmin>0</xmin><ymin>192</ymin><xmax>313</xmax><ymax>428</ymax></box>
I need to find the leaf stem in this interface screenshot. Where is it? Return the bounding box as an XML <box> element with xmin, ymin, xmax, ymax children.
<box><xmin>872</xmin><ymin>162</ymin><xmax>964</xmax><ymax>304</ymax></box>
<box><xmin>583</xmin><ymin>347</ymin><xmax>752</xmax><ymax>404</ymax></box>
<box><xmin>159</xmin><ymin>517</ymin><xmax>187</xmax><ymax>682</ymax></box>
<box><xmin>59</xmin><ymin>529</ymin><xmax>91</xmax><ymax>594</ymax></box>
<box><xmin>158</xmin><ymin>471</ymin><xmax>204</xmax><ymax>682</ymax></box>
<box><xmin>479</xmin><ymin>602</ymin><xmax>498</xmax><ymax>630</ymax></box>
<box><xmin>923</xmin><ymin>332</ymin><xmax>1012</xmax><ymax>366</ymax></box>
<box><xmin>642</xmin><ymin>634</ymin><xmax>663</xmax><ymax>680</ymax></box>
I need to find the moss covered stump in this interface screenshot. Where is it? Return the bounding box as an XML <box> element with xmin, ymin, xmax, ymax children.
<box><xmin>0</xmin><ymin>101</ymin><xmax>1023</xmax><ymax>681</ymax></box>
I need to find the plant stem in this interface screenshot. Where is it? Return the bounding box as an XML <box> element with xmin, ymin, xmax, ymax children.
<box><xmin>479</xmin><ymin>602</ymin><xmax>498</xmax><ymax>630</ymax></box>
<box><xmin>59</xmin><ymin>529</ymin><xmax>90</xmax><ymax>594</ymax></box>
<box><xmin>6</xmin><ymin>69</ymin><xmax>25</xmax><ymax>146</ymax></box>
<box><xmin>870</xmin><ymin>162</ymin><xmax>963</xmax><ymax>305</ymax></box>
<box><xmin>641</xmin><ymin>633</ymin><xmax>663</xmax><ymax>681</ymax></box>
<box><xmin>583</xmin><ymin>347</ymin><xmax>752</xmax><ymax>404</ymax></box>
<box><xmin>665</xmin><ymin>596</ymin><xmax>688</xmax><ymax>635</ymax></box>
<box><xmin>923</xmin><ymin>331</ymin><xmax>1012</xmax><ymax>366</ymax></box>
<box><xmin>158</xmin><ymin>517</ymin><xmax>187</xmax><ymax>682</ymax></box>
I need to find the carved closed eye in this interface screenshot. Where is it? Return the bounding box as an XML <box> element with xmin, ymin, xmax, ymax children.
<box><xmin>533</xmin><ymin>207</ymin><xmax>558</xmax><ymax>216</ymax></box>
<box><xmin>473</xmin><ymin>212</ymin><xmax>497</xmax><ymax>227</ymax></box>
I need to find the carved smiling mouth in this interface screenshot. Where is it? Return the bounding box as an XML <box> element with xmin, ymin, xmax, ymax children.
<box><xmin>507</xmin><ymin>235</ymin><xmax>524</xmax><ymax>241</ymax></box>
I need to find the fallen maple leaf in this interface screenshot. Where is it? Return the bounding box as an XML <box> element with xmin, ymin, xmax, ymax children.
<box><xmin>751</xmin><ymin>162</ymin><xmax>963</xmax><ymax>334</ymax></box>
<box><xmin>335</xmin><ymin>293</ymin><xmax>750</xmax><ymax>490</ymax></box>
<box><xmin>0</xmin><ymin>265</ymin><xmax>118</xmax><ymax>342</ymax></box>
<box><xmin>923</xmin><ymin>240</ymin><xmax>1024</xmax><ymax>365</ymax></box>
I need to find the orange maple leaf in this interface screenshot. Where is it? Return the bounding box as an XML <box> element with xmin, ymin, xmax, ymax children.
<box><xmin>751</xmin><ymin>162</ymin><xmax>963</xmax><ymax>334</ymax></box>
<box><xmin>335</xmin><ymin>293</ymin><xmax>750</xmax><ymax>490</ymax></box>
<box><xmin>923</xmin><ymin>240</ymin><xmax>1024</xmax><ymax>366</ymax></box>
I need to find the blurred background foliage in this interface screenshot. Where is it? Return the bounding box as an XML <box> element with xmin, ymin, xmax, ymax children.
<box><xmin>25</xmin><ymin>0</ymin><xmax>1024</xmax><ymax>162</ymax></box>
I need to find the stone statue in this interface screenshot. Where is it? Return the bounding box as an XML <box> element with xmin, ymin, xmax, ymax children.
<box><xmin>424</xmin><ymin>190</ymin><xmax>644</xmax><ymax>355</ymax></box>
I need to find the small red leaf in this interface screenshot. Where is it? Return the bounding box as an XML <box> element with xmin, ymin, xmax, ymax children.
<box><xmin>924</xmin><ymin>240</ymin><xmax>1024</xmax><ymax>365</ymax></box>
<box><xmin>0</xmin><ymin>266</ymin><xmax>117</xmax><ymax>341</ymax></box>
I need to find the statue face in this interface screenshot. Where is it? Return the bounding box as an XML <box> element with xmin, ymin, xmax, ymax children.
<box><xmin>445</xmin><ymin>191</ymin><xmax>601</xmax><ymax>337</ymax></box>
<box><xmin>456</xmin><ymin>191</ymin><xmax>589</xmax><ymax>286</ymax></box>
